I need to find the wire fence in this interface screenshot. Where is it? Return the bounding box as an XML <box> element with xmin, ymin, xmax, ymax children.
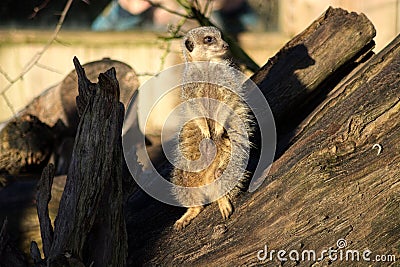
<box><xmin>0</xmin><ymin>0</ymin><xmax>73</xmax><ymax>118</ymax></box>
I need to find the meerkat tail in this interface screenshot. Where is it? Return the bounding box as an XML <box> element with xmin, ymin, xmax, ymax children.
<box><xmin>174</xmin><ymin>206</ymin><xmax>204</xmax><ymax>230</ymax></box>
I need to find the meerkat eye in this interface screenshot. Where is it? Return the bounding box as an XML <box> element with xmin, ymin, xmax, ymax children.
<box><xmin>203</xmin><ymin>36</ymin><xmax>214</xmax><ymax>44</ymax></box>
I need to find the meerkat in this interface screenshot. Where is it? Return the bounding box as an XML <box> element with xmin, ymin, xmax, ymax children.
<box><xmin>170</xmin><ymin>26</ymin><xmax>252</xmax><ymax>230</ymax></box>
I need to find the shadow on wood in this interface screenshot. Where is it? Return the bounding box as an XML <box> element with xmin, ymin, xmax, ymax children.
<box><xmin>124</xmin><ymin>8</ymin><xmax>399</xmax><ymax>266</ymax></box>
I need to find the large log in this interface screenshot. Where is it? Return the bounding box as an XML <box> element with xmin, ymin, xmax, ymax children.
<box><xmin>124</xmin><ymin>17</ymin><xmax>399</xmax><ymax>267</ymax></box>
<box><xmin>0</xmin><ymin>58</ymin><xmax>139</xmax><ymax>177</ymax></box>
<box><xmin>0</xmin><ymin>7</ymin><xmax>394</xmax><ymax>266</ymax></box>
<box><xmin>22</xmin><ymin>58</ymin><xmax>139</xmax><ymax>133</ymax></box>
<box><xmin>251</xmin><ymin>7</ymin><xmax>376</xmax><ymax>132</ymax></box>
<box><xmin>0</xmin><ymin>114</ymin><xmax>54</xmax><ymax>175</ymax></box>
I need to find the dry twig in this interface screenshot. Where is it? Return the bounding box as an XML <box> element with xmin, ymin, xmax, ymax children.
<box><xmin>0</xmin><ymin>0</ymin><xmax>74</xmax><ymax>116</ymax></box>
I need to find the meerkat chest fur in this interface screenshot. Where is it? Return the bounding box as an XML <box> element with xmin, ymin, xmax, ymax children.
<box><xmin>181</xmin><ymin>26</ymin><xmax>248</xmax><ymax>138</ymax></box>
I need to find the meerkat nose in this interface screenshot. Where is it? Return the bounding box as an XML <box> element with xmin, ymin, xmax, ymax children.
<box><xmin>223</xmin><ymin>42</ymin><xmax>229</xmax><ymax>50</ymax></box>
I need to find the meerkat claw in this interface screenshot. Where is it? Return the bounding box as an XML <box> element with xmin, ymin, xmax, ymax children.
<box><xmin>174</xmin><ymin>206</ymin><xmax>203</xmax><ymax>231</ymax></box>
<box><xmin>174</xmin><ymin>219</ymin><xmax>189</xmax><ymax>231</ymax></box>
<box><xmin>214</xmin><ymin>124</ymin><xmax>225</xmax><ymax>139</ymax></box>
<box><xmin>218</xmin><ymin>196</ymin><xmax>233</xmax><ymax>220</ymax></box>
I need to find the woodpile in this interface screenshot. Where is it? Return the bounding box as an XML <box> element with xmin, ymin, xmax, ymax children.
<box><xmin>0</xmin><ymin>7</ymin><xmax>398</xmax><ymax>267</ymax></box>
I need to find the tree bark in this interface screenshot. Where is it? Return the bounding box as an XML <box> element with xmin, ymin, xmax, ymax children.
<box><xmin>251</xmin><ymin>7</ymin><xmax>376</xmax><ymax>132</ymax></box>
<box><xmin>0</xmin><ymin>219</ymin><xmax>28</xmax><ymax>267</ymax></box>
<box><xmin>22</xmin><ymin>58</ymin><xmax>139</xmax><ymax>134</ymax></box>
<box><xmin>36</xmin><ymin>164</ymin><xmax>55</xmax><ymax>259</ymax></box>
<box><xmin>0</xmin><ymin>114</ymin><xmax>54</xmax><ymax>175</ymax></box>
<box><xmin>125</xmin><ymin>15</ymin><xmax>399</xmax><ymax>267</ymax></box>
<box><xmin>33</xmin><ymin>57</ymin><xmax>128</xmax><ymax>266</ymax></box>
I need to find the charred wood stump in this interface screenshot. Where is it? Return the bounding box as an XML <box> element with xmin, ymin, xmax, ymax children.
<box><xmin>58</xmin><ymin>58</ymin><xmax>139</xmax><ymax>135</ymax></box>
<box><xmin>0</xmin><ymin>219</ymin><xmax>28</xmax><ymax>267</ymax></box>
<box><xmin>33</xmin><ymin>57</ymin><xmax>128</xmax><ymax>266</ymax></box>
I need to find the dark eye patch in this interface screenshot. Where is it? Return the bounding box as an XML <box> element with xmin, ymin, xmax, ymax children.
<box><xmin>185</xmin><ymin>39</ymin><xmax>194</xmax><ymax>52</ymax></box>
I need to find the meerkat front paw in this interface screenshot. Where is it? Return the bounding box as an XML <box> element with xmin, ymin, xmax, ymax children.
<box><xmin>200</xmin><ymin>128</ymin><xmax>211</xmax><ymax>139</ymax></box>
<box><xmin>174</xmin><ymin>218</ymin><xmax>191</xmax><ymax>231</ymax></box>
<box><xmin>217</xmin><ymin>196</ymin><xmax>233</xmax><ymax>220</ymax></box>
<box><xmin>174</xmin><ymin>206</ymin><xmax>204</xmax><ymax>230</ymax></box>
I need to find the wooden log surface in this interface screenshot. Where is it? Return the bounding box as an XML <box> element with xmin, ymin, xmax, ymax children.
<box><xmin>251</xmin><ymin>7</ymin><xmax>376</xmax><ymax>132</ymax></box>
<box><xmin>0</xmin><ymin>57</ymin><xmax>132</xmax><ymax>266</ymax></box>
<box><xmin>0</xmin><ymin>114</ymin><xmax>54</xmax><ymax>175</ymax></box>
<box><xmin>123</xmin><ymin>14</ymin><xmax>399</xmax><ymax>267</ymax></box>
<box><xmin>21</xmin><ymin>57</ymin><xmax>139</xmax><ymax>133</ymax></box>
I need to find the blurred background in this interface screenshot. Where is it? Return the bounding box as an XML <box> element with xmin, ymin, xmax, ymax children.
<box><xmin>0</xmin><ymin>0</ymin><xmax>399</xmax><ymax>124</ymax></box>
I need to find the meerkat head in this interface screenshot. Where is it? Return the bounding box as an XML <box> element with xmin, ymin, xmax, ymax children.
<box><xmin>183</xmin><ymin>26</ymin><xmax>229</xmax><ymax>62</ymax></box>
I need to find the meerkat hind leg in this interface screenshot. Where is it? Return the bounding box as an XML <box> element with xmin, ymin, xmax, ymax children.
<box><xmin>213</xmin><ymin>122</ymin><xmax>225</xmax><ymax>139</ymax></box>
<box><xmin>174</xmin><ymin>206</ymin><xmax>204</xmax><ymax>230</ymax></box>
<box><xmin>218</xmin><ymin>195</ymin><xmax>233</xmax><ymax>220</ymax></box>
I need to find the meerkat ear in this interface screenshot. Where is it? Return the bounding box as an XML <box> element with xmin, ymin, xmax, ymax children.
<box><xmin>185</xmin><ymin>38</ymin><xmax>194</xmax><ymax>52</ymax></box>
